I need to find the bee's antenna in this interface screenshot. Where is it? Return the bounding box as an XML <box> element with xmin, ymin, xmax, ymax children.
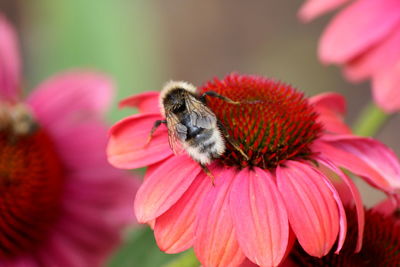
<box><xmin>200</xmin><ymin>91</ymin><xmax>240</xmax><ymax>105</ymax></box>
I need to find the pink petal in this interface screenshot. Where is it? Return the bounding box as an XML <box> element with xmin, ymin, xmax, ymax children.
<box><xmin>310</xmin><ymin>93</ymin><xmax>351</xmax><ymax>134</ymax></box>
<box><xmin>310</xmin><ymin>92</ymin><xmax>346</xmax><ymax>115</ymax></box>
<box><xmin>107</xmin><ymin>113</ymin><xmax>173</xmax><ymax>169</ymax></box>
<box><xmin>372</xmin><ymin>63</ymin><xmax>400</xmax><ymax>113</ymax></box>
<box><xmin>27</xmin><ymin>70</ymin><xmax>114</xmax><ymax>127</ymax></box>
<box><xmin>298</xmin><ymin>0</ymin><xmax>349</xmax><ymax>22</ymax></box>
<box><xmin>276</xmin><ymin>161</ymin><xmax>339</xmax><ymax>257</ymax></box>
<box><xmin>319</xmin><ymin>0</ymin><xmax>400</xmax><ymax>64</ymax></box>
<box><xmin>238</xmin><ymin>259</ymin><xmax>260</xmax><ymax>267</ymax></box>
<box><xmin>134</xmin><ymin>155</ymin><xmax>201</xmax><ymax>223</ymax></box>
<box><xmin>230</xmin><ymin>168</ymin><xmax>289</xmax><ymax>267</ymax></box>
<box><xmin>119</xmin><ymin>91</ymin><xmax>160</xmax><ymax>113</ymax></box>
<box><xmin>344</xmin><ymin>23</ymin><xmax>400</xmax><ymax>82</ymax></box>
<box><xmin>194</xmin><ymin>168</ymin><xmax>246</xmax><ymax>267</ymax></box>
<box><xmin>372</xmin><ymin>197</ymin><xmax>398</xmax><ymax>216</ymax></box>
<box><xmin>0</xmin><ymin>15</ymin><xmax>20</xmax><ymax>102</ymax></box>
<box><xmin>316</xmin><ymin>156</ymin><xmax>365</xmax><ymax>252</ymax></box>
<box><xmin>48</xmin><ymin>121</ymin><xmax>110</xmax><ymax>170</ymax></box>
<box><xmin>317</xmin><ymin>168</ymin><xmax>347</xmax><ymax>253</ymax></box>
<box><xmin>316</xmin><ymin>136</ymin><xmax>400</xmax><ymax>194</ymax></box>
<box><xmin>154</xmin><ymin>171</ymin><xmax>213</xmax><ymax>253</ymax></box>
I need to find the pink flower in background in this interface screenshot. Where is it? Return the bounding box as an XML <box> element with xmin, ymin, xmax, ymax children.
<box><xmin>283</xmin><ymin>198</ymin><xmax>400</xmax><ymax>267</ymax></box>
<box><xmin>108</xmin><ymin>73</ymin><xmax>400</xmax><ymax>267</ymax></box>
<box><xmin>299</xmin><ymin>0</ymin><xmax>400</xmax><ymax>113</ymax></box>
<box><xmin>0</xmin><ymin>15</ymin><xmax>138</xmax><ymax>266</ymax></box>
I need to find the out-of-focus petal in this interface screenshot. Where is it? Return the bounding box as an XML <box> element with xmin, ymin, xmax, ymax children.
<box><xmin>316</xmin><ymin>135</ymin><xmax>400</xmax><ymax>194</ymax></box>
<box><xmin>154</xmin><ymin>171</ymin><xmax>212</xmax><ymax>253</ymax></box>
<box><xmin>344</xmin><ymin>23</ymin><xmax>400</xmax><ymax>82</ymax></box>
<box><xmin>0</xmin><ymin>15</ymin><xmax>20</xmax><ymax>102</ymax></box>
<box><xmin>119</xmin><ymin>91</ymin><xmax>160</xmax><ymax>114</ymax></box>
<box><xmin>298</xmin><ymin>0</ymin><xmax>349</xmax><ymax>22</ymax></box>
<box><xmin>316</xmin><ymin>156</ymin><xmax>364</xmax><ymax>252</ymax></box>
<box><xmin>372</xmin><ymin>63</ymin><xmax>400</xmax><ymax>113</ymax></box>
<box><xmin>310</xmin><ymin>93</ymin><xmax>351</xmax><ymax>135</ymax></box>
<box><xmin>372</xmin><ymin>197</ymin><xmax>398</xmax><ymax>216</ymax></box>
<box><xmin>276</xmin><ymin>161</ymin><xmax>339</xmax><ymax>257</ymax></box>
<box><xmin>194</xmin><ymin>168</ymin><xmax>245</xmax><ymax>267</ymax></box>
<box><xmin>107</xmin><ymin>113</ymin><xmax>173</xmax><ymax>169</ymax></box>
<box><xmin>230</xmin><ymin>168</ymin><xmax>289</xmax><ymax>267</ymax></box>
<box><xmin>27</xmin><ymin>71</ymin><xmax>114</xmax><ymax>127</ymax></box>
<box><xmin>134</xmin><ymin>155</ymin><xmax>201</xmax><ymax>223</ymax></box>
<box><xmin>319</xmin><ymin>0</ymin><xmax>400</xmax><ymax>64</ymax></box>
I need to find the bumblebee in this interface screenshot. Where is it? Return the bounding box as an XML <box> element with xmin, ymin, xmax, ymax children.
<box><xmin>148</xmin><ymin>81</ymin><xmax>248</xmax><ymax>182</ymax></box>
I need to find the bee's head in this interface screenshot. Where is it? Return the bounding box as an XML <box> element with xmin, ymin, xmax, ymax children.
<box><xmin>164</xmin><ymin>89</ymin><xmax>187</xmax><ymax>114</ymax></box>
<box><xmin>159</xmin><ymin>81</ymin><xmax>197</xmax><ymax>117</ymax></box>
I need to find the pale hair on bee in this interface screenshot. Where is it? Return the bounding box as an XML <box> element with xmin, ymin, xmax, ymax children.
<box><xmin>148</xmin><ymin>80</ymin><xmax>248</xmax><ymax>184</ymax></box>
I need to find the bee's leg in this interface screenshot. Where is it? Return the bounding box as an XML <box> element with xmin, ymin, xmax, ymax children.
<box><xmin>146</xmin><ymin>120</ymin><xmax>167</xmax><ymax>145</ymax></box>
<box><xmin>217</xmin><ymin>121</ymin><xmax>249</xmax><ymax>160</ymax></box>
<box><xmin>200</xmin><ymin>164</ymin><xmax>215</xmax><ymax>186</ymax></box>
<box><xmin>199</xmin><ymin>91</ymin><xmax>240</xmax><ymax>105</ymax></box>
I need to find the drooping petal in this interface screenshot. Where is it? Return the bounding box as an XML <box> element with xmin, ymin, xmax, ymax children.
<box><xmin>27</xmin><ymin>71</ymin><xmax>114</xmax><ymax>127</ymax></box>
<box><xmin>316</xmin><ymin>136</ymin><xmax>400</xmax><ymax>194</ymax></box>
<box><xmin>107</xmin><ymin>113</ymin><xmax>173</xmax><ymax>169</ymax></box>
<box><xmin>0</xmin><ymin>15</ymin><xmax>21</xmax><ymax>102</ymax></box>
<box><xmin>134</xmin><ymin>155</ymin><xmax>201</xmax><ymax>223</ymax></box>
<box><xmin>317</xmin><ymin>168</ymin><xmax>347</xmax><ymax>253</ymax></box>
<box><xmin>316</xmin><ymin>156</ymin><xmax>365</xmax><ymax>252</ymax></box>
<box><xmin>319</xmin><ymin>0</ymin><xmax>400</xmax><ymax>64</ymax></box>
<box><xmin>119</xmin><ymin>91</ymin><xmax>160</xmax><ymax>113</ymax></box>
<box><xmin>298</xmin><ymin>0</ymin><xmax>349</xmax><ymax>22</ymax></box>
<box><xmin>372</xmin><ymin>63</ymin><xmax>400</xmax><ymax>113</ymax></box>
<box><xmin>309</xmin><ymin>93</ymin><xmax>351</xmax><ymax>134</ymax></box>
<box><xmin>276</xmin><ymin>161</ymin><xmax>339</xmax><ymax>257</ymax></box>
<box><xmin>154</xmin><ymin>171</ymin><xmax>213</xmax><ymax>253</ymax></box>
<box><xmin>230</xmin><ymin>168</ymin><xmax>289</xmax><ymax>267</ymax></box>
<box><xmin>194</xmin><ymin>168</ymin><xmax>245</xmax><ymax>267</ymax></box>
<box><xmin>344</xmin><ymin>24</ymin><xmax>400</xmax><ymax>82</ymax></box>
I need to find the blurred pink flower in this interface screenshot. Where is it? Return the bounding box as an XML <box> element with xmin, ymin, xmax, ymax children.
<box><xmin>0</xmin><ymin>15</ymin><xmax>138</xmax><ymax>266</ymax></box>
<box><xmin>299</xmin><ymin>0</ymin><xmax>400</xmax><ymax>113</ymax></box>
<box><xmin>108</xmin><ymin>73</ymin><xmax>400</xmax><ymax>267</ymax></box>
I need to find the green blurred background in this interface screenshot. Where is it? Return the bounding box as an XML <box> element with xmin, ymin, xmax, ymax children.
<box><xmin>1</xmin><ymin>0</ymin><xmax>399</xmax><ymax>266</ymax></box>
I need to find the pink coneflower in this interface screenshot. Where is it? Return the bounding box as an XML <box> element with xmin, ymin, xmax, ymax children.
<box><xmin>242</xmin><ymin>200</ymin><xmax>400</xmax><ymax>267</ymax></box>
<box><xmin>108</xmin><ymin>73</ymin><xmax>400</xmax><ymax>267</ymax></box>
<box><xmin>285</xmin><ymin>200</ymin><xmax>400</xmax><ymax>267</ymax></box>
<box><xmin>299</xmin><ymin>0</ymin><xmax>400</xmax><ymax>113</ymax></box>
<box><xmin>0</xmin><ymin>15</ymin><xmax>137</xmax><ymax>266</ymax></box>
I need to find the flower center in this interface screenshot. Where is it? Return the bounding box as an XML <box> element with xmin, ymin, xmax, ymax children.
<box><xmin>200</xmin><ymin>74</ymin><xmax>322</xmax><ymax>169</ymax></box>
<box><xmin>0</xmin><ymin>104</ymin><xmax>64</xmax><ymax>259</ymax></box>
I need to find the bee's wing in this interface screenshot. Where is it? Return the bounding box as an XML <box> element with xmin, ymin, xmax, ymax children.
<box><xmin>185</xmin><ymin>96</ymin><xmax>217</xmax><ymax>129</ymax></box>
<box><xmin>166</xmin><ymin>112</ymin><xmax>186</xmax><ymax>155</ymax></box>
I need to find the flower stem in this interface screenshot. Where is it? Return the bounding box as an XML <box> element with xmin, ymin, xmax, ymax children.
<box><xmin>353</xmin><ymin>102</ymin><xmax>390</xmax><ymax>137</ymax></box>
<box><xmin>162</xmin><ymin>250</ymin><xmax>199</xmax><ymax>267</ymax></box>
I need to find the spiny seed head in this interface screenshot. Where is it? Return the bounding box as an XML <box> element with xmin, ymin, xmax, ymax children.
<box><xmin>0</xmin><ymin>125</ymin><xmax>64</xmax><ymax>258</ymax></box>
<box><xmin>199</xmin><ymin>73</ymin><xmax>322</xmax><ymax>169</ymax></box>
